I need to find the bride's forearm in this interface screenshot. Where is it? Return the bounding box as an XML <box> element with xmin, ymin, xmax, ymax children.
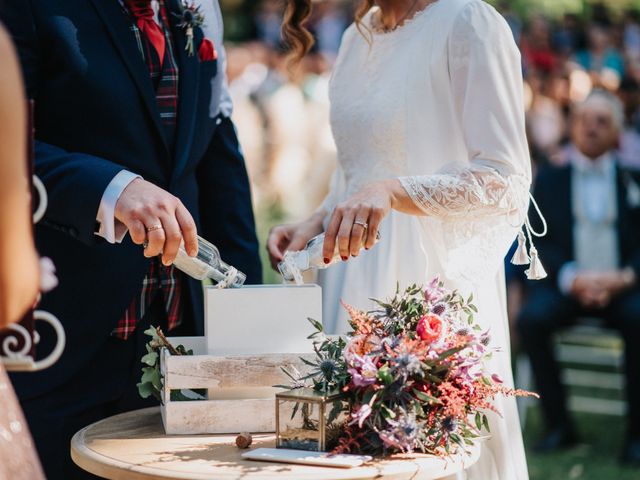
<box><xmin>308</xmin><ymin>208</ymin><xmax>328</xmax><ymax>229</ymax></box>
<box><xmin>383</xmin><ymin>179</ymin><xmax>427</xmax><ymax>216</ymax></box>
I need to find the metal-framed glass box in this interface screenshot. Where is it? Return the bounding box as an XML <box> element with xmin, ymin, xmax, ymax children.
<box><xmin>275</xmin><ymin>388</ymin><xmax>346</xmax><ymax>452</ymax></box>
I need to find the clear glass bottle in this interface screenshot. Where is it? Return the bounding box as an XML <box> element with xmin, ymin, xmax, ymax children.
<box><xmin>173</xmin><ymin>236</ymin><xmax>246</xmax><ymax>288</ymax></box>
<box><xmin>278</xmin><ymin>232</ymin><xmax>379</xmax><ymax>283</ymax></box>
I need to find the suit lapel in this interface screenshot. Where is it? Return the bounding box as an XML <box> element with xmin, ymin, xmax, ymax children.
<box><xmin>167</xmin><ymin>0</ymin><xmax>201</xmax><ymax>180</ymax></box>
<box><xmin>87</xmin><ymin>0</ymin><xmax>170</xmax><ymax>159</ymax></box>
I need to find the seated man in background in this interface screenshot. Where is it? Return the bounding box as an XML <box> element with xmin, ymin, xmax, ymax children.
<box><xmin>518</xmin><ymin>90</ymin><xmax>640</xmax><ymax>466</ymax></box>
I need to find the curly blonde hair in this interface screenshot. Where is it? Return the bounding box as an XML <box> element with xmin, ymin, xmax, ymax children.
<box><xmin>282</xmin><ymin>0</ymin><xmax>375</xmax><ymax>64</ymax></box>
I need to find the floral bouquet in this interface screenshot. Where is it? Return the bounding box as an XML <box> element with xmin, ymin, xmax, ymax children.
<box><xmin>284</xmin><ymin>279</ymin><xmax>536</xmax><ymax>456</ymax></box>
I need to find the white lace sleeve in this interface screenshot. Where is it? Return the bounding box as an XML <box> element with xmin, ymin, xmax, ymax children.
<box><xmin>400</xmin><ymin>1</ymin><xmax>531</xmax><ymax>221</ymax></box>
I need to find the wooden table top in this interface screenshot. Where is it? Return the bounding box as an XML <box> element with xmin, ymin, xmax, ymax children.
<box><xmin>71</xmin><ymin>407</ymin><xmax>480</xmax><ymax>480</ymax></box>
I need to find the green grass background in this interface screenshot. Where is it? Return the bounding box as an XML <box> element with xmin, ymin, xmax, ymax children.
<box><xmin>524</xmin><ymin>407</ymin><xmax>638</xmax><ymax>479</ymax></box>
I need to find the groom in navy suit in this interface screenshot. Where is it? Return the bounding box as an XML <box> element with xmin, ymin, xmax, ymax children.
<box><xmin>1</xmin><ymin>0</ymin><xmax>261</xmax><ymax>477</ymax></box>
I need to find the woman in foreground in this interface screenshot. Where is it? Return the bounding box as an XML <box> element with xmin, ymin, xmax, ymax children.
<box><xmin>0</xmin><ymin>22</ymin><xmax>44</xmax><ymax>480</ymax></box>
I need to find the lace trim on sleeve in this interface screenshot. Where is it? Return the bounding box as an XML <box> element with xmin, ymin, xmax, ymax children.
<box><xmin>399</xmin><ymin>166</ymin><xmax>528</xmax><ymax>220</ymax></box>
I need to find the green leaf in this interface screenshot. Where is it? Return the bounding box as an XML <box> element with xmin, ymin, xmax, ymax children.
<box><xmin>362</xmin><ymin>389</ymin><xmax>376</xmax><ymax>406</ymax></box>
<box><xmin>307</xmin><ymin>317</ymin><xmax>324</xmax><ymax>333</ymax></box>
<box><xmin>141</xmin><ymin>367</ymin><xmax>156</xmax><ymax>383</ymax></box>
<box><xmin>377</xmin><ymin>365</ymin><xmax>393</xmax><ymax>385</ymax></box>
<box><xmin>141</xmin><ymin>351</ymin><xmax>158</xmax><ymax>366</ymax></box>
<box><xmin>413</xmin><ymin>389</ymin><xmax>440</xmax><ymax>404</ymax></box>
<box><xmin>437</xmin><ymin>346</ymin><xmax>464</xmax><ymax>361</ymax></box>
<box><xmin>475</xmin><ymin>412</ymin><xmax>482</xmax><ymax>431</ymax></box>
<box><xmin>299</xmin><ymin>357</ymin><xmax>318</xmax><ymax>367</ymax></box>
<box><xmin>328</xmin><ymin>401</ymin><xmax>346</xmax><ymax>424</ymax></box>
<box><xmin>380</xmin><ymin>404</ymin><xmax>396</xmax><ymax>420</ymax></box>
<box><xmin>144</xmin><ymin>326</ymin><xmax>158</xmax><ymax>338</ymax></box>
<box><xmin>482</xmin><ymin>414</ymin><xmax>491</xmax><ymax>432</ymax></box>
<box><xmin>290</xmin><ymin>402</ymin><xmax>300</xmax><ymax>420</ymax></box>
<box><xmin>137</xmin><ymin>381</ymin><xmax>156</xmax><ymax>399</ymax></box>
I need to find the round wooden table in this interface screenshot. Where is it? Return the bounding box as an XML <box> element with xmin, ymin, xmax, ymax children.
<box><xmin>71</xmin><ymin>407</ymin><xmax>480</xmax><ymax>480</ymax></box>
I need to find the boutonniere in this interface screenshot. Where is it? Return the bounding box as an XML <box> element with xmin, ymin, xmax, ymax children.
<box><xmin>174</xmin><ymin>1</ymin><xmax>205</xmax><ymax>57</ymax></box>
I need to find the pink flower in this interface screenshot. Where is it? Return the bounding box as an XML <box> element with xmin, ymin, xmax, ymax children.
<box><xmin>416</xmin><ymin>314</ymin><xmax>443</xmax><ymax>343</ymax></box>
<box><xmin>423</xmin><ymin>277</ymin><xmax>445</xmax><ymax>304</ymax></box>
<box><xmin>349</xmin><ymin>404</ymin><xmax>372</xmax><ymax>429</ymax></box>
<box><xmin>348</xmin><ymin>356</ymin><xmax>379</xmax><ymax>388</ymax></box>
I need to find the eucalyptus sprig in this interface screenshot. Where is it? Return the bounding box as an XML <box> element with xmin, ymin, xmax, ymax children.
<box><xmin>137</xmin><ymin>326</ymin><xmax>194</xmax><ymax>403</ymax></box>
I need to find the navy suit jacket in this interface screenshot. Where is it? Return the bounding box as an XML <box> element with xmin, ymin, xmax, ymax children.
<box><xmin>1</xmin><ymin>0</ymin><xmax>262</xmax><ymax>399</ymax></box>
<box><xmin>530</xmin><ymin>159</ymin><xmax>640</xmax><ymax>288</ymax></box>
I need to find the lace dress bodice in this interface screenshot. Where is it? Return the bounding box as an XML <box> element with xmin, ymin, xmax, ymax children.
<box><xmin>329</xmin><ymin>15</ymin><xmax>419</xmax><ymax>196</ymax></box>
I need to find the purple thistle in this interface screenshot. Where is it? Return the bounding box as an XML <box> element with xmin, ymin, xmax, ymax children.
<box><xmin>431</xmin><ymin>303</ymin><xmax>446</xmax><ymax>316</ymax></box>
<box><xmin>378</xmin><ymin>413</ymin><xmax>419</xmax><ymax>453</ymax></box>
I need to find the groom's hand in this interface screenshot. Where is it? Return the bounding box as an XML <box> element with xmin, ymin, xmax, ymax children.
<box><xmin>115</xmin><ymin>178</ymin><xmax>198</xmax><ymax>265</ymax></box>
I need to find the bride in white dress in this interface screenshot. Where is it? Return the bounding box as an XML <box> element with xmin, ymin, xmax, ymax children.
<box><xmin>268</xmin><ymin>0</ymin><xmax>534</xmax><ymax>478</ymax></box>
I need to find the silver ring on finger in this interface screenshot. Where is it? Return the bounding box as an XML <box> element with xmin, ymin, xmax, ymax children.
<box><xmin>146</xmin><ymin>224</ymin><xmax>164</xmax><ymax>233</ymax></box>
<box><xmin>353</xmin><ymin>220</ymin><xmax>368</xmax><ymax>230</ymax></box>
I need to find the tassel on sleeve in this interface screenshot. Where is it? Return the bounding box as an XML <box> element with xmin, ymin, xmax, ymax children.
<box><xmin>514</xmin><ymin>193</ymin><xmax>548</xmax><ymax>280</ymax></box>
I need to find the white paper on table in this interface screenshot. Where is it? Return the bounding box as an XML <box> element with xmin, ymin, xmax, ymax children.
<box><xmin>242</xmin><ymin>448</ymin><xmax>372</xmax><ymax>468</ymax></box>
<box><xmin>204</xmin><ymin>284</ymin><xmax>322</xmax><ymax>356</ymax></box>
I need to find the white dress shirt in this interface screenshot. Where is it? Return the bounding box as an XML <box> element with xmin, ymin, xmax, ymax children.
<box><xmin>558</xmin><ymin>150</ymin><xmax>619</xmax><ymax>294</ymax></box>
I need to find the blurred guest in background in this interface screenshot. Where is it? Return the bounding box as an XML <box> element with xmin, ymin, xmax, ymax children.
<box><xmin>518</xmin><ymin>90</ymin><xmax>640</xmax><ymax>465</ymax></box>
<box><xmin>308</xmin><ymin>0</ymin><xmax>349</xmax><ymax>62</ymax></box>
<box><xmin>522</xmin><ymin>15</ymin><xmax>558</xmax><ymax>74</ymax></box>
<box><xmin>574</xmin><ymin>24</ymin><xmax>625</xmax><ymax>90</ymax></box>
<box><xmin>0</xmin><ymin>22</ymin><xmax>44</xmax><ymax>480</ymax></box>
<box><xmin>255</xmin><ymin>0</ymin><xmax>285</xmax><ymax>48</ymax></box>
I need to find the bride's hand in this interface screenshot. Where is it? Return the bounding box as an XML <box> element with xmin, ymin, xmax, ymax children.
<box><xmin>323</xmin><ymin>180</ymin><xmax>400</xmax><ymax>261</ymax></box>
<box><xmin>267</xmin><ymin>213</ymin><xmax>325</xmax><ymax>270</ymax></box>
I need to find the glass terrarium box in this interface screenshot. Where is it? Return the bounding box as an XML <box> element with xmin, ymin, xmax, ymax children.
<box><xmin>276</xmin><ymin>388</ymin><xmax>347</xmax><ymax>452</ymax></box>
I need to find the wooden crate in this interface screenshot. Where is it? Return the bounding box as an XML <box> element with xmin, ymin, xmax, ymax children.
<box><xmin>159</xmin><ymin>337</ymin><xmax>313</xmax><ymax>434</ymax></box>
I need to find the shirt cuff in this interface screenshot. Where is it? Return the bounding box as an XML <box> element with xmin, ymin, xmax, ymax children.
<box><xmin>558</xmin><ymin>262</ymin><xmax>578</xmax><ymax>296</ymax></box>
<box><xmin>95</xmin><ymin>170</ymin><xmax>141</xmax><ymax>244</ymax></box>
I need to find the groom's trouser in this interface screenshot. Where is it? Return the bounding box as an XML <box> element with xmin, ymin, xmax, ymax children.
<box><xmin>19</xmin><ymin>297</ymin><xmax>171</xmax><ymax>480</ymax></box>
<box><xmin>517</xmin><ymin>285</ymin><xmax>640</xmax><ymax>438</ymax></box>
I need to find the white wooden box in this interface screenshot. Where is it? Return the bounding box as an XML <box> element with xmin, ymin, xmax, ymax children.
<box><xmin>160</xmin><ymin>285</ymin><xmax>322</xmax><ymax>435</ymax></box>
<box><xmin>204</xmin><ymin>284</ymin><xmax>322</xmax><ymax>355</ymax></box>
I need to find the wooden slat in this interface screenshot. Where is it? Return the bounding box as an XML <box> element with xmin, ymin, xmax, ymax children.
<box><xmin>556</xmin><ymin>344</ymin><xmax>623</xmax><ymax>368</ymax></box>
<box><xmin>164</xmin><ymin>352</ymin><xmax>314</xmax><ymax>390</ymax></box>
<box><xmin>568</xmin><ymin>396</ymin><xmax>626</xmax><ymax>416</ymax></box>
<box><xmin>561</xmin><ymin>369</ymin><xmax>624</xmax><ymax>390</ymax></box>
<box><xmin>162</xmin><ymin>398</ymin><xmax>276</xmax><ymax>434</ymax></box>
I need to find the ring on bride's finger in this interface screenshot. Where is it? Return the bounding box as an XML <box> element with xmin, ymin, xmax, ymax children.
<box><xmin>146</xmin><ymin>224</ymin><xmax>164</xmax><ymax>233</ymax></box>
<box><xmin>354</xmin><ymin>220</ymin><xmax>369</xmax><ymax>229</ymax></box>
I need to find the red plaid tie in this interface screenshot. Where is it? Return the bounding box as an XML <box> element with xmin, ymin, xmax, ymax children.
<box><xmin>114</xmin><ymin>0</ymin><xmax>182</xmax><ymax>340</ymax></box>
<box><xmin>125</xmin><ymin>0</ymin><xmax>166</xmax><ymax>67</ymax></box>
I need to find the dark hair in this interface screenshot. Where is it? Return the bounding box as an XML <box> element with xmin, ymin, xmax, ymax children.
<box><xmin>282</xmin><ymin>0</ymin><xmax>376</xmax><ymax>65</ymax></box>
